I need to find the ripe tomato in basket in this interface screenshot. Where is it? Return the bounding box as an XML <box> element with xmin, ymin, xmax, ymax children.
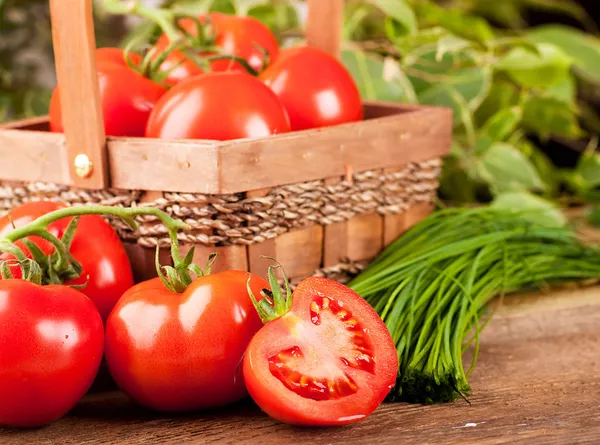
<box><xmin>154</xmin><ymin>12</ymin><xmax>279</xmax><ymax>86</ymax></box>
<box><xmin>0</xmin><ymin>280</ymin><xmax>104</xmax><ymax>428</ymax></box>
<box><xmin>243</xmin><ymin>273</ymin><xmax>398</xmax><ymax>426</ymax></box>
<box><xmin>145</xmin><ymin>71</ymin><xmax>291</xmax><ymax>140</ymax></box>
<box><xmin>259</xmin><ymin>46</ymin><xmax>363</xmax><ymax>131</ymax></box>
<box><xmin>105</xmin><ymin>270</ymin><xmax>268</xmax><ymax>412</ymax></box>
<box><xmin>0</xmin><ymin>201</ymin><xmax>134</xmax><ymax>321</ymax></box>
<box><xmin>49</xmin><ymin>48</ymin><xmax>166</xmax><ymax>138</ymax></box>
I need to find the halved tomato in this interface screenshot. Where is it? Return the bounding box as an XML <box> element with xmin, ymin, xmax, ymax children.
<box><xmin>243</xmin><ymin>275</ymin><xmax>398</xmax><ymax>426</ymax></box>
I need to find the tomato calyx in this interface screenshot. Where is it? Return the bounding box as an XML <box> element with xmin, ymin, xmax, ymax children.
<box><xmin>155</xmin><ymin>242</ymin><xmax>218</xmax><ymax>294</ymax></box>
<box><xmin>0</xmin><ymin>205</ymin><xmax>188</xmax><ymax>288</ymax></box>
<box><xmin>247</xmin><ymin>259</ymin><xmax>293</xmax><ymax>323</ymax></box>
<box><xmin>104</xmin><ymin>3</ymin><xmax>261</xmax><ymax>80</ymax></box>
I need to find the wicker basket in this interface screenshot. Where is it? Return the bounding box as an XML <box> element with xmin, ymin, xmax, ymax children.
<box><xmin>0</xmin><ymin>0</ymin><xmax>452</xmax><ymax>285</ymax></box>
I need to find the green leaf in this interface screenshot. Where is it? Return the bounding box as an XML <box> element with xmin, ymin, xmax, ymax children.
<box><xmin>528</xmin><ymin>25</ymin><xmax>600</xmax><ymax>84</ymax></box>
<box><xmin>517</xmin><ymin>139</ymin><xmax>559</xmax><ymax>197</ymax></box>
<box><xmin>249</xmin><ymin>3</ymin><xmax>298</xmax><ymax>33</ymax></box>
<box><xmin>474</xmin><ymin>80</ymin><xmax>520</xmax><ymax>127</ymax></box>
<box><xmin>436</xmin><ymin>35</ymin><xmax>474</xmax><ymax>61</ymax></box>
<box><xmin>492</xmin><ymin>192</ymin><xmax>566</xmax><ymax>228</ymax></box>
<box><xmin>543</xmin><ymin>75</ymin><xmax>576</xmax><ymax>103</ymax></box>
<box><xmin>575</xmin><ymin>151</ymin><xmax>600</xmax><ymax>189</ymax></box>
<box><xmin>412</xmin><ymin>3</ymin><xmax>494</xmax><ymax>44</ymax></box>
<box><xmin>587</xmin><ymin>206</ymin><xmax>600</xmax><ymax>228</ymax></box>
<box><xmin>477</xmin><ymin>143</ymin><xmax>546</xmax><ymax>194</ymax></box>
<box><xmin>231</xmin><ymin>0</ymin><xmax>268</xmax><ymax>15</ymax></box>
<box><xmin>370</xmin><ymin>0</ymin><xmax>416</xmax><ymax>36</ymax></box>
<box><xmin>438</xmin><ymin>154</ymin><xmax>478</xmax><ymax>202</ymax></box>
<box><xmin>522</xmin><ymin>96</ymin><xmax>584</xmax><ymax>140</ymax></box>
<box><xmin>341</xmin><ymin>48</ymin><xmax>415</xmax><ymax>102</ymax></box>
<box><xmin>408</xmin><ymin>50</ymin><xmax>492</xmax><ymax>113</ymax></box>
<box><xmin>480</xmin><ymin>106</ymin><xmax>522</xmax><ymax>142</ymax></box>
<box><xmin>496</xmin><ymin>43</ymin><xmax>573</xmax><ymax>88</ymax></box>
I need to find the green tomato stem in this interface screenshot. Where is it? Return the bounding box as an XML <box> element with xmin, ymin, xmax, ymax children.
<box><xmin>103</xmin><ymin>0</ymin><xmax>181</xmax><ymax>43</ymax></box>
<box><xmin>1</xmin><ymin>205</ymin><xmax>189</xmax><ymax>245</ymax></box>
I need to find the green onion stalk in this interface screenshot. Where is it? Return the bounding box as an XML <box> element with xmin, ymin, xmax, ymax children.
<box><xmin>348</xmin><ymin>207</ymin><xmax>600</xmax><ymax>404</ymax></box>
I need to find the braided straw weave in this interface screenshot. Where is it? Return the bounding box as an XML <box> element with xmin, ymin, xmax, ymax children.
<box><xmin>0</xmin><ymin>158</ymin><xmax>440</xmax><ymax>248</ymax></box>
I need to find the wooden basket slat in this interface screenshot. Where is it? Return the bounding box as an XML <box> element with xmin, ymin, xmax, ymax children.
<box><xmin>0</xmin><ymin>103</ymin><xmax>451</xmax><ymax>194</ymax></box>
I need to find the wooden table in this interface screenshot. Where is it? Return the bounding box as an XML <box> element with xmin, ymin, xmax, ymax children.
<box><xmin>3</xmin><ymin>286</ymin><xmax>600</xmax><ymax>444</ymax></box>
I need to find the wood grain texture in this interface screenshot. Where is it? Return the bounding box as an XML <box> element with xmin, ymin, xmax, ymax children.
<box><xmin>179</xmin><ymin>244</ymin><xmax>249</xmax><ymax>274</ymax></box>
<box><xmin>306</xmin><ymin>0</ymin><xmax>344</xmax><ymax>57</ymax></box>
<box><xmin>0</xmin><ymin>116</ymin><xmax>49</xmax><ymax>131</ymax></box>
<box><xmin>49</xmin><ymin>0</ymin><xmax>108</xmax><ymax>189</ymax></box>
<box><xmin>0</xmin><ymin>104</ymin><xmax>451</xmax><ymax>193</ymax></box>
<box><xmin>0</xmin><ymin>129</ymin><xmax>69</xmax><ymax>184</ymax></box>
<box><xmin>3</xmin><ymin>287</ymin><xmax>599</xmax><ymax>444</ymax></box>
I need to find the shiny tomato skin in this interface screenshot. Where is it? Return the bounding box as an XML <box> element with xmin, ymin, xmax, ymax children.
<box><xmin>49</xmin><ymin>48</ymin><xmax>166</xmax><ymax>137</ymax></box>
<box><xmin>154</xmin><ymin>13</ymin><xmax>278</xmax><ymax>86</ymax></box>
<box><xmin>243</xmin><ymin>277</ymin><xmax>398</xmax><ymax>426</ymax></box>
<box><xmin>259</xmin><ymin>46</ymin><xmax>363</xmax><ymax>131</ymax></box>
<box><xmin>0</xmin><ymin>280</ymin><xmax>104</xmax><ymax>428</ymax></box>
<box><xmin>0</xmin><ymin>201</ymin><xmax>134</xmax><ymax>321</ymax></box>
<box><xmin>104</xmin><ymin>271</ymin><xmax>268</xmax><ymax>412</ymax></box>
<box><xmin>146</xmin><ymin>71</ymin><xmax>291</xmax><ymax>141</ymax></box>
<box><xmin>95</xmin><ymin>47</ymin><xmax>142</xmax><ymax>68</ymax></box>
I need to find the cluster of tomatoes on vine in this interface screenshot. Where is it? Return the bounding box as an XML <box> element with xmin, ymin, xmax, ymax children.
<box><xmin>49</xmin><ymin>12</ymin><xmax>363</xmax><ymax>141</ymax></box>
<box><xmin>0</xmin><ymin>201</ymin><xmax>397</xmax><ymax>429</ymax></box>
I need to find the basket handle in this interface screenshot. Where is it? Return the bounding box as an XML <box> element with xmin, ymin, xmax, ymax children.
<box><xmin>50</xmin><ymin>0</ymin><xmax>108</xmax><ymax>189</ymax></box>
<box><xmin>49</xmin><ymin>0</ymin><xmax>345</xmax><ymax>189</ymax></box>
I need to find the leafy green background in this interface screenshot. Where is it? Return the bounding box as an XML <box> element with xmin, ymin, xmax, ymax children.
<box><xmin>2</xmin><ymin>0</ymin><xmax>600</xmax><ymax>211</ymax></box>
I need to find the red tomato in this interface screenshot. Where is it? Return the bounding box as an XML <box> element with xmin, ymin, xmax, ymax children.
<box><xmin>49</xmin><ymin>48</ymin><xmax>166</xmax><ymax>137</ymax></box>
<box><xmin>95</xmin><ymin>47</ymin><xmax>142</xmax><ymax>68</ymax></box>
<box><xmin>0</xmin><ymin>201</ymin><xmax>134</xmax><ymax>321</ymax></box>
<box><xmin>0</xmin><ymin>280</ymin><xmax>104</xmax><ymax>428</ymax></box>
<box><xmin>146</xmin><ymin>71</ymin><xmax>290</xmax><ymax>140</ymax></box>
<box><xmin>104</xmin><ymin>271</ymin><xmax>268</xmax><ymax>412</ymax></box>
<box><xmin>243</xmin><ymin>277</ymin><xmax>398</xmax><ymax>426</ymax></box>
<box><xmin>259</xmin><ymin>46</ymin><xmax>363</xmax><ymax>131</ymax></box>
<box><xmin>154</xmin><ymin>13</ymin><xmax>279</xmax><ymax>86</ymax></box>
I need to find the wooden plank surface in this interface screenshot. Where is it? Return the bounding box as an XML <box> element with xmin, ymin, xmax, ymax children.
<box><xmin>2</xmin><ymin>286</ymin><xmax>600</xmax><ymax>444</ymax></box>
<box><xmin>0</xmin><ymin>103</ymin><xmax>451</xmax><ymax>194</ymax></box>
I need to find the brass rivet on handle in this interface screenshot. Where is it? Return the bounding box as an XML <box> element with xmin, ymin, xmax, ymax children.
<box><xmin>74</xmin><ymin>154</ymin><xmax>93</xmax><ymax>178</ymax></box>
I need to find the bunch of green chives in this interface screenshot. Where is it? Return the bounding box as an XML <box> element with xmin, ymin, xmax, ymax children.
<box><xmin>348</xmin><ymin>207</ymin><xmax>600</xmax><ymax>403</ymax></box>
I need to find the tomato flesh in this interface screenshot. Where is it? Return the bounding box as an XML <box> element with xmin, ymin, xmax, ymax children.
<box><xmin>244</xmin><ymin>277</ymin><xmax>398</xmax><ymax>426</ymax></box>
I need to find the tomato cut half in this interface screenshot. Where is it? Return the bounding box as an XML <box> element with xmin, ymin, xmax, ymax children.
<box><xmin>243</xmin><ymin>277</ymin><xmax>398</xmax><ymax>426</ymax></box>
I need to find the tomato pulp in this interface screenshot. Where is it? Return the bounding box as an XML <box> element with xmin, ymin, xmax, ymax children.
<box><xmin>0</xmin><ymin>201</ymin><xmax>134</xmax><ymax>321</ymax></box>
<box><xmin>243</xmin><ymin>277</ymin><xmax>398</xmax><ymax>426</ymax></box>
<box><xmin>259</xmin><ymin>46</ymin><xmax>363</xmax><ymax>131</ymax></box>
<box><xmin>0</xmin><ymin>280</ymin><xmax>104</xmax><ymax>428</ymax></box>
<box><xmin>146</xmin><ymin>71</ymin><xmax>291</xmax><ymax>140</ymax></box>
<box><xmin>49</xmin><ymin>48</ymin><xmax>166</xmax><ymax>137</ymax></box>
<box><xmin>154</xmin><ymin>12</ymin><xmax>279</xmax><ymax>86</ymax></box>
<box><xmin>105</xmin><ymin>271</ymin><xmax>268</xmax><ymax>412</ymax></box>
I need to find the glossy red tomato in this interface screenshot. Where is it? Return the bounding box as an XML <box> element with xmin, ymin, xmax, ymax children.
<box><xmin>95</xmin><ymin>47</ymin><xmax>142</xmax><ymax>68</ymax></box>
<box><xmin>145</xmin><ymin>71</ymin><xmax>290</xmax><ymax>140</ymax></box>
<box><xmin>154</xmin><ymin>13</ymin><xmax>279</xmax><ymax>86</ymax></box>
<box><xmin>0</xmin><ymin>201</ymin><xmax>134</xmax><ymax>321</ymax></box>
<box><xmin>104</xmin><ymin>271</ymin><xmax>268</xmax><ymax>412</ymax></box>
<box><xmin>259</xmin><ymin>46</ymin><xmax>363</xmax><ymax>131</ymax></box>
<box><xmin>49</xmin><ymin>48</ymin><xmax>166</xmax><ymax>137</ymax></box>
<box><xmin>0</xmin><ymin>280</ymin><xmax>104</xmax><ymax>428</ymax></box>
<box><xmin>243</xmin><ymin>277</ymin><xmax>398</xmax><ymax>426</ymax></box>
